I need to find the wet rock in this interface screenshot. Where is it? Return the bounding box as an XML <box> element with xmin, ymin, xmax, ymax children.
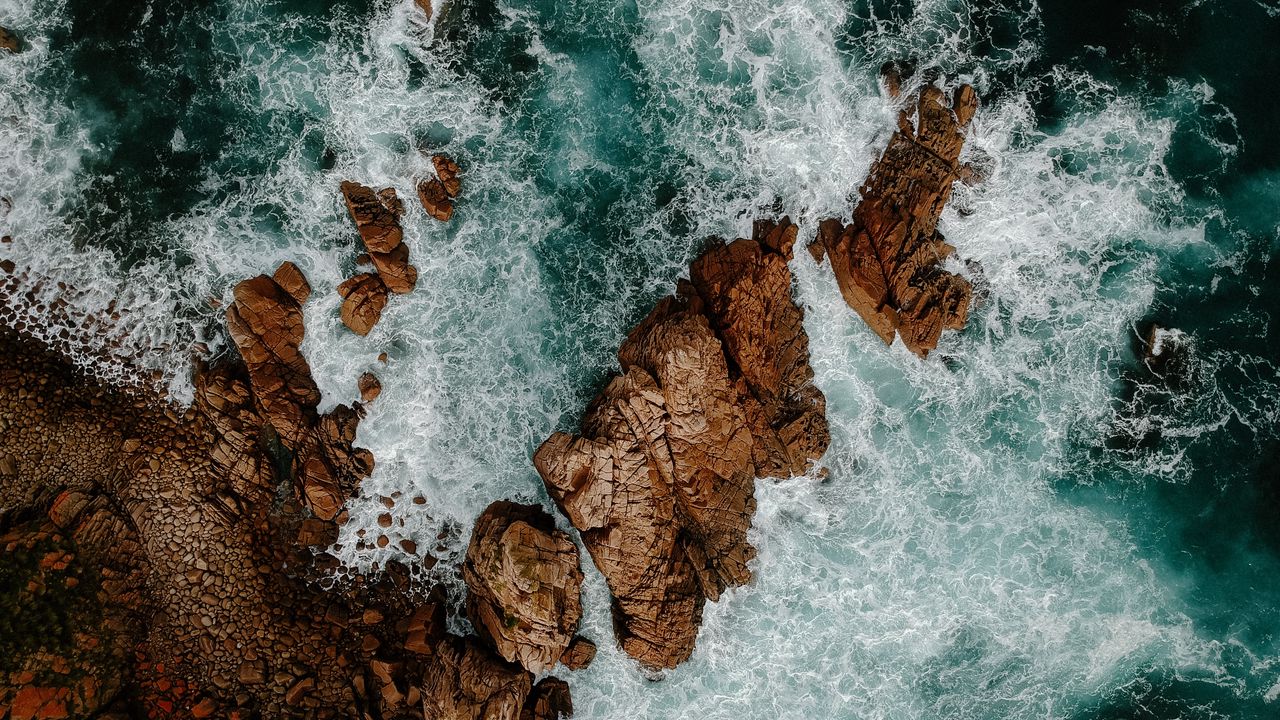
<box><xmin>272</xmin><ymin>261</ymin><xmax>311</xmax><ymax>305</ymax></box>
<box><xmin>534</xmin><ymin>221</ymin><xmax>828</xmax><ymax>669</ymax></box>
<box><xmin>520</xmin><ymin>677</ymin><xmax>572</xmax><ymax>720</ymax></box>
<box><xmin>341</xmin><ymin>182</ymin><xmax>418</xmax><ymax>294</ymax></box>
<box><xmin>417</xmin><ymin>178</ymin><xmax>453</xmax><ymax>223</ymax></box>
<box><xmin>0</xmin><ymin>26</ymin><xmax>19</xmax><ymax>54</ymax></box>
<box><xmin>1139</xmin><ymin>324</ymin><xmax>1192</xmax><ymax>380</ymax></box>
<box><xmin>463</xmin><ymin>501</ymin><xmax>584</xmax><ymax>674</ymax></box>
<box><xmin>810</xmin><ymin>83</ymin><xmax>978</xmax><ymax>357</ymax></box>
<box><xmin>337</xmin><ymin>273</ymin><xmax>389</xmax><ymax>336</ymax></box>
<box><xmin>358</xmin><ymin>372</ymin><xmax>382</xmax><ymax>403</ymax></box>
<box><xmin>225</xmin><ymin>270</ymin><xmax>320</xmax><ymax>445</ymax></box>
<box><xmin>558</xmin><ymin>637</ymin><xmax>596</xmax><ymax>671</ymax></box>
<box><xmin>421</xmin><ymin>636</ymin><xmax>532</xmax><ymax>720</ymax></box>
<box><xmin>433</xmin><ymin>154</ymin><xmax>462</xmax><ymax>197</ymax></box>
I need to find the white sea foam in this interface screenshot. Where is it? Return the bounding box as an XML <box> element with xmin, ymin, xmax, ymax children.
<box><xmin>3</xmin><ymin>0</ymin><xmax>1279</xmax><ymax>716</ymax></box>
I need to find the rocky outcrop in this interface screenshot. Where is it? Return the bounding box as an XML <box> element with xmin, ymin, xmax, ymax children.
<box><xmin>0</xmin><ymin>260</ymin><xmax>563</xmax><ymax>719</ymax></box>
<box><xmin>533</xmin><ymin>218</ymin><xmax>828</xmax><ymax>669</ymax></box>
<box><xmin>520</xmin><ymin>678</ymin><xmax>573</xmax><ymax>720</ymax></box>
<box><xmin>810</xmin><ymin>79</ymin><xmax>979</xmax><ymax>357</ymax></box>
<box><xmin>337</xmin><ymin>181</ymin><xmax>418</xmax><ymax>335</ymax></box>
<box><xmin>417</xmin><ymin>154</ymin><xmax>462</xmax><ymax>222</ymax></box>
<box><xmin>463</xmin><ymin>501</ymin><xmax>584</xmax><ymax>674</ymax></box>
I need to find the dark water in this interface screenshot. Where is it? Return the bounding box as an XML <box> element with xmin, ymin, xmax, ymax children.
<box><xmin>2</xmin><ymin>0</ymin><xmax>1280</xmax><ymax>717</ymax></box>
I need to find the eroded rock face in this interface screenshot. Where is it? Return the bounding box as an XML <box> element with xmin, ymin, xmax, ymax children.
<box><xmin>421</xmin><ymin>635</ymin><xmax>533</xmax><ymax>720</ymax></box>
<box><xmin>463</xmin><ymin>502</ymin><xmax>584</xmax><ymax>674</ymax></box>
<box><xmin>341</xmin><ymin>181</ymin><xmax>418</xmax><ymax>296</ymax></box>
<box><xmin>533</xmin><ymin>219</ymin><xmax>828</xmax><ymax>669</ymax></box>
<box><xmin>520</xmin><ymin>677</ymin><xmax>572</xmax><ymax>720</ymax></box>
<box><xmin>810</xmin><ymin>82</ymin><xmax>978</xmax><ymax>357</ymax></box>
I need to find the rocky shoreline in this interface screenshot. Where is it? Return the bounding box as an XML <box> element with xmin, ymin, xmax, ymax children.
<box><xmin>0</xmin><ymin>70</ymin><xmax>979</xmax><ymax>719</ymax></box>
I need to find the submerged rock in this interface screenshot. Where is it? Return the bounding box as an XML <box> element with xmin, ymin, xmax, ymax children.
<box><xmin>810</xmin><ymin>82</ymin><xmax>979</xmax><ymax>357</ymax></box>
<box><xmin>534</xmin><ymin>218</ymin><xmax>828</xmax><ymax>669</ymax></box>
<box><xmin>0</xmin><ymin>26</ymin><xmax>19</xmax><ymax>54</ymax></box>
<box><xmin>463</xmin><ymin>501</ymin><xmax>585</xmax><ymax>674</ymax></box>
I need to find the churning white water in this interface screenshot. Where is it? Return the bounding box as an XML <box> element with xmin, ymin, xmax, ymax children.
<box><xmin>3</xmin><ymin>0</ymin><xmax>1280</xmax><ymax>717</ymax></box>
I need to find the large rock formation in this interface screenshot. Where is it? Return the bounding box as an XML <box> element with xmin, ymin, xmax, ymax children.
<box><xmin>810</xmin><ymin>80</ymin><xmax>979</xmax><ymax>357</ymax></box>
<box><xmin>533</xmin><ymin>218</ymin><xmax>829</xmax><ymax>669</ymax></box>
<box><xmin>0</xmin><ymin>261</ymin><xmax>566</xmax><ymax>719</ymax></box>
<box><xmin>463</xmin><ymin>501</ymin><xmax>584</xmax><ymax>674</ymax></box>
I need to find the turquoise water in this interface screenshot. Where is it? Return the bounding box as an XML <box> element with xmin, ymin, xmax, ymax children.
<box><xmin>2</xmin><ymin>0</ymin><xmax>1279</xmax><ymax>717</ymax></box>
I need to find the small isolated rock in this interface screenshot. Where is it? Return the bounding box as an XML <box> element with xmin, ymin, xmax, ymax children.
<box><xmin>416</xmin><ymin>177</ymin><xmax>453</xmax><ymax>222</ymax></box>
<box><xmin>338</xmin><ymin>273</ymin><xmax>389</xmax><ymax>336</ymax></box>
<box><xmin>463</xmin><ymin>501</ymin><xmax>584</xmax><ymax>674</ymax></box>
<box><xmin>0</xmin><ymin>26</ymin><xmax>20</xmax><ymax>54</ymax></box>
<box><xmin>358</xmin><ymin>372</ymin><xmax>382</xmax><ymax>403</ymax></box>
<box><xmin>559</xmin><ymin>637</ymin><xmax>596</xmax><ymax>671</ymax></box>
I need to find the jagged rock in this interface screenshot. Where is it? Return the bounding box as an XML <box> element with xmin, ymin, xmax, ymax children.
<box><xmin>433</xmin><ymin>154</ymin><xmax>462</xmax><ymax>197</ymax></box>
<box><xmin>358</xmin><ymin>372</ymin><xmax>382</xmax><ymax>403</ymax></box>
<box><xmin>534</xmin><ymin>221</ymin><xmax>828</xmax><ymax>669</ymax></box>
<box><xmin>520</xmin><ymin>677</ymin><xmax>572</xmax><ymax>720</ymax></box>
<box><xmin>0</xmin><ymin>26</ymin><xmax>19</xmax><ymax>54</ymax></box>
<box><xmin>225</xmin><ymin>268</ymin><xmax>319</xmax><ymax>445</ymax></box>
<box><xmin>338</xmin><ymin>273</ymin><xmax>389</xmax><ymax>336</ymax></box>
<box><xmin>558</xmin><ymin>637</ymin><xmax>596</xmax><ymax>671</ymax></box>
<box><xmin>421</xmin><ymin>636</ymin><xmax>533</xmax><ymax>720</ymax></box>
<box><xmin>417</xmin><ymin>178</ymin><xmax>453</xmax><ymax>222</ymax></box>
<box><xmin>341</xmin><ymin>182</ymin><xmax>418</xmax><ymax>294</ymax></box>
<box><xmin>463</xmin><ymin>501</ymin><xmax>584</xmax><ymax>674</ymax></box>
<box><xmin>810</xmin><ymin>82</ymin><xmax>978</xmax><ymax>357</ymax></box>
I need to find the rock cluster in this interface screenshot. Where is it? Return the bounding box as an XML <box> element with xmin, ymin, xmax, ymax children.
<box><xmin>533</xmin><ymin>218</ymin><xmax>829</xmax><ymax>669</ymax></box>
<box><xmin>338</xmin><ymin>181</ymin><xmax>419</xmax><ymax>335</ymax></box>
<box><xmin>417</xmin><ymin>154</ymin><xmax>462</xmax><ymax>222</ymax></box>
<box><xmin>0</xmin><ymin>259</ymin><xmax>577</xmax><ymax>719</ymax></box>
<box><xmin>810</xmin><ymin>78</ymin><xmax>979</xmax><ymax>357</ymax></box>
<box><xmin>463</xmin><ymin>501</ymin><xmax>586</xmax><ymax>674</ymax></box>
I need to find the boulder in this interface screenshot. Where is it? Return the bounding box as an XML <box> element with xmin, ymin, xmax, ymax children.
<box><xmin>341</xmin><ymin>181</ymin><xmax>403</xmax><ymax>254</ymax></box>
<box><xmin>463</xmin><ymin>502</ymin><xmax>584</xmax><ymax>674</ymax></box>
<box><xmin>338</xmin><ymin>273</ymin><xmax>389</xmax><ymax>336</ymax></box>
<box><xmin>520</xmin><ymin>677</ymin><xmax>572</xmax><ymax>720</ymax></box>
<box><xmin>0</xmin><ymin>26</ymin><xmax>19</xmax><ymax>54</ymax></box>
<box><xmin>558</xmin><ymin>637</ymin><xmax>596</xmax><ymax>671</ymax></box>
<box><xmin>418</xmin><ymin>154</ymin><xmax>461</xmax><ymax>222</ymax></box>
<box><xmin>358</xmin><ymin>372</ymin><xmax>382</xmax><ymax>403</ymax></box>
<box><xmin>421</xmin><ymin>636</ymin><xmax>532</xmax><ymax>720</ymax></box>
<box><xmin>810</xmin><ymin>83</ymin><xmax>978</xmax><ymax>357</ymax></box>
<box><xmin>225</xmin><ymin>269</ymin><xmax>319</xmax><ymax>445</ymax></box>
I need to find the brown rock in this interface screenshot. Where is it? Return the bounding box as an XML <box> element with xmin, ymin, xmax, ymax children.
<box><xmin>433</xmin><ymin>154</ymin><xmax>462</xmax><ymax>198</ymax></box>
<box><xmin>559</xmin><ymin>637</ymin><xmax>596</xmax><ymax>671</ymax></box>
<box><xmin>340</xmin><ymin>181</ymin><xmax>403</xmax><ymax>254</ymax></box>
<box><xmin>369</xmin><ymin>242</ymin><xmax>419</xmax><ymax>294</ymax></box>
<box><xmin>337</xmin><ymin>273</ymin><xmax>389</xmax><ymax>336</ymax></box>
<box><xmin>0</xmin><ymin>26</ymin><xmax>19</xmax><ymax>54</ymax></box>
<box><xmin>534</xmin><ymin>223</ymin><xmax>829</xmax><ymax>669</ymax></box>
<box><xmin>225</xmin><ymin>274</ymin><xmax>319</xmax><ymax>445</ymax></box>
<box><xmin>810</xmin><ymin>83</ymin><xmax>978</xmax><ymax>357</ymax></box>
<box><xmin>520</xmin><ymin>677</ymin><xmax>572</xmax><ymax>720</ymax></box>
<box><xmin>463</xmin><ymin>501</ymin><xmax>584</xmax><ymax>674</ymax></box>
<box><xmin>417</xmin><ymin>178</ymin><xmax>453</xmax><ymax>222</ymax></box>
<box><xmin>271</xmin><ymin>261</ymin><xmax>311</xmax><ymax>305</ymax></box>
<box><xmin>358</xmin><ymin>372</ymin><xmax>382</xmax><ymax>403</ymax></box>
<box><xmin>421</xmin><ymin>636</ymin><xmax>532</xmax><ymax>720</ymax></box>
<box><xmin>415</xmin><ymin>0</ymin><xmax>433</xmax><ymax>19</ymax></box>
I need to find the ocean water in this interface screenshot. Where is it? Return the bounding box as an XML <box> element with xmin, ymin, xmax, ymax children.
<box><xmin>2</xmin><ymin>0</ymin><xmax>1279</xmax><ymax>717</ymax></box>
